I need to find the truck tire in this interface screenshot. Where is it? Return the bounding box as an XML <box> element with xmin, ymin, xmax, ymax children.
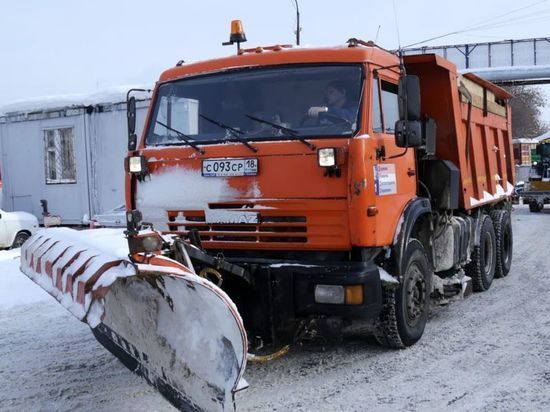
<box><xmin>490</xmin><ymin>210</ymin><xmax>513</xmax><ymax>278</ymax></box>
<box><xmin>529</xmin><ymin>200</ymin><xmax>542</xmax><ymax>212</ymax></box>
<box><xmin>11</xmin><ymin>231</ymin><xmax>30</xmax><ymax>249</ymax></box>
<box><xmin>374</xmin><ymin>239</ymin><xmax>432</xmax><ymax>348</ymax></box>
<box><xmin>466</xmin><ymin>215</ymin><xmax>496</xmax><ymax>292</ymax></box>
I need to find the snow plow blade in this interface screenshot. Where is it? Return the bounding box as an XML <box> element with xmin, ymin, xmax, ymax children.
<box><xmin>20</xmin><ymin>228</ymin><xmax>247</xmax><ymax>411</ymax></box>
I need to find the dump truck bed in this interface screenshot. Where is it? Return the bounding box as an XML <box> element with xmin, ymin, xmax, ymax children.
<box><xmin>404</xmin><ymin>54</ymin><xmax>514</xmax><ymax>210</ymax></box>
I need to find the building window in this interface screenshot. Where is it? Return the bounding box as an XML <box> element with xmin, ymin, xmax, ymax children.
<box><xmin>44</xmin><ymin>128</ymin><xmax>76</xmax><ymax>184</ymax></box>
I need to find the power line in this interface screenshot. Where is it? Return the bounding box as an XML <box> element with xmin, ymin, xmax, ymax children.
<box><xmin>403</xmin><ymin>0</ymin><xmax>549</xmax><ymax>48</ymax></box>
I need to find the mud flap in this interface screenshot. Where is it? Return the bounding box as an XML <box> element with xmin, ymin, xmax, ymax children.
<box><xmin>20</xmin><ymin>228</ymin><xmax>247</xmax><ymax>411</ymax></box>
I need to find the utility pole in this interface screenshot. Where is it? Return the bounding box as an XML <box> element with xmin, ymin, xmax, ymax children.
<box><xmin>293</xmin><ymin>0</ymin><xmax>301</xmax><ymax>45</ymax></box>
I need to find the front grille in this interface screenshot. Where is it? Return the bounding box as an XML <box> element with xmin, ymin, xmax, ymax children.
<box><xmin>167</xmin><ymin>209</ymin><xmax>308</xmax><ymax>244</ymax></box>
<box><xmin>164</xmin><ymin>200</ymin><xmax>350</xmax><ymax>249</ymax></box>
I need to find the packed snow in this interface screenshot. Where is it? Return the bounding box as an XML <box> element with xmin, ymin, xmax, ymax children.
<box><xmin>136</xmin><ymin>166</ymin><xmax>262</xmax><ymax>231</ymax></box>
<box><xmin>1</xmin><ymin>205</ymin><xmax>550</xmax><ymax>411</ymax></box>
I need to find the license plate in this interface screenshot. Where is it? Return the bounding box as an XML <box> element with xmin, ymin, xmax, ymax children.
<box><xmin>202</xmin><ymin>158</ymin><xmax>258</xmax><ymax>177</ymax></box>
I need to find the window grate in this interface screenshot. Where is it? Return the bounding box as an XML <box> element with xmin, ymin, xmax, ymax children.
<box><xmin>44</xmin><ymin>127</ymin><xmax>76</xmax><ymax>184</ymax></box>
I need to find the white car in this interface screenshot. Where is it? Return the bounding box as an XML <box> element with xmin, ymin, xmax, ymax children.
<box><xmin>89</xmin><ymin>205</ymin><xmax>126</xmax><ymax>228</ymax></box>
<box><xmin>0</xmin><ymin>209</ymin><xmax>39</xmax><ymax>248</ymax></box>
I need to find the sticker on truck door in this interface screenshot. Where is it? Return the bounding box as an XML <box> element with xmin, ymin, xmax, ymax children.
<box><xmin>374</xmin><ymin>164</ymin><xmax>397</xmax><ymax>195</ymax></box>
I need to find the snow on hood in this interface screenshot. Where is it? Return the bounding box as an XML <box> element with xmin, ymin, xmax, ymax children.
<box><xmin>0</xmin><ymin>85</ymin><xmax>152</xmax><ymax>116</ymax></box>
<box><xmin>136</xmin><ymin>166</ymin><xmax>257</xmax><ymax>231</ymax></box>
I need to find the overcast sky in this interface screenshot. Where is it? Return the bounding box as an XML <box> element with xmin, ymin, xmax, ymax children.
<box><xmin>2</xmin><ymin>0</ymin><xmax>550</xmax><ymax>111</ymax></box>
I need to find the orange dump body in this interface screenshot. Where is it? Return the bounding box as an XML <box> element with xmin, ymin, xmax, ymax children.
<box><xmin>404</xmin><ymin>54</ymin><xmax>514</xmax><ymax>210</ymax></box>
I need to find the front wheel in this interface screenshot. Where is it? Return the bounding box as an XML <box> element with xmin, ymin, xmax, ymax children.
<box><xmin>11</xmin><ymin>231</ymin><xmax>30</xmax><ymax>249</ymax></box>
<box><xmin>374</xmin><ymin>239</ymin><xmax>432</xmax><ymax>348</ymax></box>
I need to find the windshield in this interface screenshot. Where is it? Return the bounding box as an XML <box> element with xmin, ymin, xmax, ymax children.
<box><xmin>145</xmin><ymin>65</ymin><xmax>363</xmax><ymax>147</ymax></box>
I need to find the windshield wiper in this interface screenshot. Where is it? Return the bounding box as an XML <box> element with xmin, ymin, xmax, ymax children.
<box><xmin>245</xmin><ymin>114</ymin><xmax>316</xmax><ymax>151</ymax></box>
<box><xmin>199</xmin><ymin>114</ymin><xmax>257</xmax><ymax>153</ymax></box>
<box><xmin>155</xmin><ymin>120</ymin><xmax>204</xmax><ymax>154</ymax></box>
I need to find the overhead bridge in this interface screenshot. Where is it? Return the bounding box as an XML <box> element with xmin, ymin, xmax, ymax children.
<box><xmin>403</xmin><ymin>37</ymin><xmax>550</xmax><ymax>85</ymax></box>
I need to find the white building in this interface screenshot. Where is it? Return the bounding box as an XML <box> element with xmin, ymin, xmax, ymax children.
<box><xmin>0</xmin><ymin>87</ymin><xmax>151</xmax><ymax>224</ymax></box>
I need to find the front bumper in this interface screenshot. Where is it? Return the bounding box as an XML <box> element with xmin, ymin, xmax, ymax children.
<box><xmin>228</xmin><ymin>258</ymin><xmax>384</xmax><ymax>343</ymax></box>
<box><xmin>281</xmin><ymin>261</ymin><xmax>383</xmax><ymax>319</ymax></box>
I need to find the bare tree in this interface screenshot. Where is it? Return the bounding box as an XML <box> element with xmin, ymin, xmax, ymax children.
<box><xmin>503</xmin><ymin>85</ymin><xmax>548</xmax><ymax>139</ymax></box>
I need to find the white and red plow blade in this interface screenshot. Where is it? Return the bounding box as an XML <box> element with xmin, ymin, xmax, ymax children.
<box><xmin>20</xmin><ymin>228</ymin><xmax>247</xmax><ymax>411</ymax></box>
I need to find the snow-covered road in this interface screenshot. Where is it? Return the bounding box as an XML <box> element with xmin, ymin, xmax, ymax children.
<box><xmin>1</xmin><ymin>205</ymin><xmax>549</xmax><ymax>411</ymax></box>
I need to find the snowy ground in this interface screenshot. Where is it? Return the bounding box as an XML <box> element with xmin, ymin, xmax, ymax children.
<box><xmin>1</xmin><ymin>205</ymin><xmax>550</xmax><ymax>411</ymax></box>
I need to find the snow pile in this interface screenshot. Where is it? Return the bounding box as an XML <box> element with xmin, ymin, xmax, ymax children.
<box><xmin>0</xmin><ymin>248</ymin><xmax>51</xmax><ymax>309</ymax></box>
<box><xmin>0</xmin><ymin>85</ymin><xmax>152</xmax><ymax>116</ymax></box>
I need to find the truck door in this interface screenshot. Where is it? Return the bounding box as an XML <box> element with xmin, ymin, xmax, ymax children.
<box><xmin>369</xmin><ymin>71</ymin><xmax>417</xmax><ymax>244</ymax></box>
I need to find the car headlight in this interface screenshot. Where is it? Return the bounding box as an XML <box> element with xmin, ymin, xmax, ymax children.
<box><xmin>318</xmin><ymin>148</ymin><xmax>337</xmax><ymax>167</ymax></box>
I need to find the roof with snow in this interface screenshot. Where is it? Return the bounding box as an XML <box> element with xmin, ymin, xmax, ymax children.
<box><xmin>0</xmin><ymin>85</ymin><xmax>152</xmax><ymax>117</ymax></box>
<box><xmin>533</xmin><ymin>130</ymin><xmax>550</xmax><ymax>144</ymax></box>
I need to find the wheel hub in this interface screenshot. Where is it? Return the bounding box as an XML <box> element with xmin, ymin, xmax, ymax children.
<box><xmin>406</xmin><ymin>263</ymin><xmax>426</xmax><ymax>326</ymax></box>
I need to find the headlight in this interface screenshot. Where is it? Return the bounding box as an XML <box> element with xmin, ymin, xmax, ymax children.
<box><xmin>142</xmin><ymin>235</ymin><xmax>162</xmax><ymax>252</ymax></box>
<box><xmin>314</xmin><ymin>284</ymin><xmax>364</xmax><ymax>305</ymax></box>
<box><xmin>127</xmin><ymin>232</ymin><xmax>163</xmax><ymax>254</ymax></box>
<box><xmin>318</xmin><ymin>148</ymin><xmax>337</xmax><ymax>167</ymax></box>
<box><xmin>314</xmin><ymin>284</ymin><xmax>345</xmax><ymax>304</ymax></box>
<box><xmin>125</xmin><ymin>155</ymin><xmax>147</xmax><ymax>173</ymax></box>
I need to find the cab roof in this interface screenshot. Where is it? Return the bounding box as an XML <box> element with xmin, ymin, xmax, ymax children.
<box><xmin>158</xmin><ymin>44</ymin><xmax>399</xmax><ymax>83</ymax></box>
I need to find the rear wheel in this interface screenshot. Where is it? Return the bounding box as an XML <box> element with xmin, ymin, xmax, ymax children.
<box><xmin>490</xmin><ymin>210</ymin><xmax>513</xmax><ymax>278</ymax></box>
<box><xmin>11</xmin><ymin>231</ymin><xmax>30</xmax><ymax>249</ymax></box>
<box><xmin>374</xmin><ymin>239</ymin><xmax>432</xmax><ymax>348</ymax></box>
<box><xmin>529</xmin><ymin>200</ymin><xmax>543</xmax><ymax>212</ymax></box>
<box><xmin>466</xmin><ymin>215</ymin><xmax>496</xmax><ymax>292</ymax></box>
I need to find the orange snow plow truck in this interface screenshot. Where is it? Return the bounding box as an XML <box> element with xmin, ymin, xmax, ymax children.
<box><xmin>20</xmin><ymin>27</ymin><xmax>515</xmax><ymax>411</ymax></box>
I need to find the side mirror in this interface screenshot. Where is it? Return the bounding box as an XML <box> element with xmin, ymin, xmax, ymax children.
<box><xmin>398</xmin><ymin>75</ymin><xmax>421</xmax><ymax>121</ymax></box>
<box><xmin>395</xmin><ymin>120</ymin><xmax>422</xmax><ymax>148</ymax></box>
<box><xmin>127</xmin><ymin>96</ymin><xmax>137</xmax><ymax>151</ymax></box>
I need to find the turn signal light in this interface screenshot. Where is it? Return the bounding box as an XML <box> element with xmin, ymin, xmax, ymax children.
<box><xmin>345</xmin><ymin>285</ymin><xmax>364</xmax><ymax>305</ymax></box>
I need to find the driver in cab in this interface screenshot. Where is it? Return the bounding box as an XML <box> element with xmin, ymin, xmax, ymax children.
<box><xmin>306</xmin><ymin>80</ymin><xmax>355</xmax><ymax>124</ymax></box>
